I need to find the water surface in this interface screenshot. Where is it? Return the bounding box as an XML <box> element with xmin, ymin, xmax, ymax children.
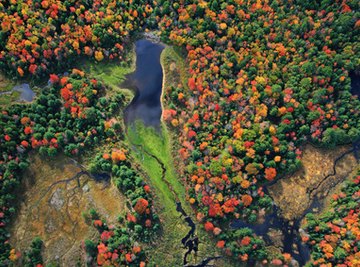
<box><xmin>13</xmin><ymin>84</ymin><xmax>35</xmax><ymax>102</ymax></box>
<box><xmin>124</xmin><ymin>39</ymin><xmax>165</xmax><ymax>128</ymax></box>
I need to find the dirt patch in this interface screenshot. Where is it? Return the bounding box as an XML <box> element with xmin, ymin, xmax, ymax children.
<box><xmin>268</xmin><ymin>144</ymin><xmax>357</xmax><ymax>221</ymax></box>
<box><xmin>10</xmin><ymin>154</ymin><xmax>127</xmax><ymax>266</ymax></box>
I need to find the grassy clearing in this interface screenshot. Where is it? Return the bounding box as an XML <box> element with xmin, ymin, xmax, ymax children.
<box><xmin>85</xmin><ymin>60</ymin><xmax>133</xmax><ymax>89</ymax></box>
<box><xmin>80</xmin><ymin>51</ymin><xmax>136</xmax><ymax>102</ymax></box>
<box><xmin>0</xmin><ymin>73</ymin><xmax>18</xmax><ymax>106</ymax></box>
<box><xmin>0</xmin><ymin>91</ymin><xmax>20</xmax><ymax>106</ymax></box>
<box><xmin>0</xmin><ymin>78</ymin><xmax>15</xmax><ymax>93</ymax></box>
<box><xmin>127</xmin><ymin>121</ymin><xmax>188</xmax><ymax>215</ymax></box>
<box><xmin>126</xmin><ymin>121</ymin><xmax>188</xmax><ymax>265</ymax></box>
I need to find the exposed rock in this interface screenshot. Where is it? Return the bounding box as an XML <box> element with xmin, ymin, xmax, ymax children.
<box><xmin>268</xmin><ymin>144</ymin><xmax>357</xmax><ymax>221</ymax></box>
<box><xmin>82</xmin><ymin>184</ymin><xmax>90</xmax><ymax>192</ymax></box>
<box><xmin>50</xmin><ymin>188</ymin><xmax>65</xmax><ymax>210</ymax></box>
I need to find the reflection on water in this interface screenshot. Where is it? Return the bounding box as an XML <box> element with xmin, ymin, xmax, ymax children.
<box><xmin>124</xmin><ymin>39</ymin><xmax>165</xmax><ymax>128</ymax></box>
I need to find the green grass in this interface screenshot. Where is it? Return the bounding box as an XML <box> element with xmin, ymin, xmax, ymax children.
<box><xmin>0</xmin><ymin>81</ymin><xmax>15</xmax><ymax>93</ymax></box>
<box><xmin>127</xmin><ymin>121</ymin><xmax>188</xmax><ymax>215</ymax></box>
<box><xmin>85</xmin><ymin>60</ymin><xmax>133</xmax><ymax>89</ymax></box>
<box><xmin>0</xmin><ymin>72</ymin><xmax>18</xmax><ymax>106</ymax></box>
<box><xmin>0</xmin><ymin>73</ymin><xmax>15</xmax><ymax>92</ymax></box>
<box><xmin>0</xmin><ymin>91</ymin><xmax>20</xmax><ymax>106</ymax></box>
<box><xmin>126</xmin><ymin>121</ymin><xmax>189</xmax><ymax>265</ymax></box>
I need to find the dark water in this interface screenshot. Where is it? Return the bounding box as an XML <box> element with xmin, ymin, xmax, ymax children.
<box><xmin>12</xmin><ymin>83</ymin><xmax>35</xmax><ymax>102</ymax></box>
<box><xmin>231</xmin><ymin>205</ymin><xmax>311</xmax><ymax>266</ymax></box>
<box><xmin>124</xmin><ymin>39</ymin><xmax>165</xmax><ymax>128</ymax></box>
<box><xmin>91</xmin><ymin>172</ymin><xmax>111</xmax><ymax>182</ymax></box>
<box><xmin>231</xmin><ymin>181</ymin><xmax>317</xmax><ymax>266</ymax></box>
<box><xmin>350</xmin><ymin>71</ymin><xmax>360</xmax><ymax>97</ymax></box>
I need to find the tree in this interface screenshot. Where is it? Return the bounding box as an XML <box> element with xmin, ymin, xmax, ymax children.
<box><xmin>264</xmin><ymin>167</ymin><xmax>277</xmax><ymax>181</ymax></box>
<box><xmin>24</xmin><ymin>237</ymin><xmax>43</xmax><ymax>267</ymax></box>
<box><xmin>85</xmin><ymin>240</ymin><xmax>97</xmax><ymax>258</ymax></box>
<box><xmin>134</xmin><ymin>198</ymin><xmax>148</xmax><ymax>215</ymax></box>
<box><xmin>322</xmin><ymin>128</ymin><xmax>348</xmax><ymax>147</ymax></box>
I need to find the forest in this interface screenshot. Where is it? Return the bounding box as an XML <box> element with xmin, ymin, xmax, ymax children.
<box><xmin>0</xmin><ymin>0</ymin><xmax>359</xmax><ymax>266</ymax></box>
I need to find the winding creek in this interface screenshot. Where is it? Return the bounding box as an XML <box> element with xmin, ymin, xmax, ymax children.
<box><xmin>122</xmin><ymin>39</ymin><xmax>360</xmax><ymax>266</ymax></box>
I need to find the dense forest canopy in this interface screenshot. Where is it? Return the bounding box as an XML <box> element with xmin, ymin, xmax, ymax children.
<box><xmin>0</xmin><ymin>0</ymin><xmax>359</xmax><ymax>266</ymax></box>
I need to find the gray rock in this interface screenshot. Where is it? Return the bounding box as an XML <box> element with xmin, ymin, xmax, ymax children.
<box><xmin>50</xmin><ymin>188</ymin><xmax>64</xmax><ymax>210</ymax></box>
<box><xmin>82</xmin><ymin>184</ymin><xmax>90</xmax><ymax>193</ymax></box>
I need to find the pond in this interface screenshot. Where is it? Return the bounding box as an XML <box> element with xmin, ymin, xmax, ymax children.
<box><xmin>124</xmin><ymin>39</ymin><xmax>165</xmax><ymax>128</ymax></box>
<box><xmin>0</xmin><ymin>83</ymin><xmax>35</xmax><ymax>102</ymax></box>
<box><xmin>12</xmin><ymin>84</ymin><xmax>36</xmax><ymax>102</ymax></box>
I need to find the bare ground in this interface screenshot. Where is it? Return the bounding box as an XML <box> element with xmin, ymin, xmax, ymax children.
<box><xmin>10</xmin><ymin>154</ymin><xmax>127</xmax><ymax>266</ymax></box>
<box><xmin>268</xmin><ymin>144</ymin><xmax>358</xmax><ymax>221</ymax></box>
